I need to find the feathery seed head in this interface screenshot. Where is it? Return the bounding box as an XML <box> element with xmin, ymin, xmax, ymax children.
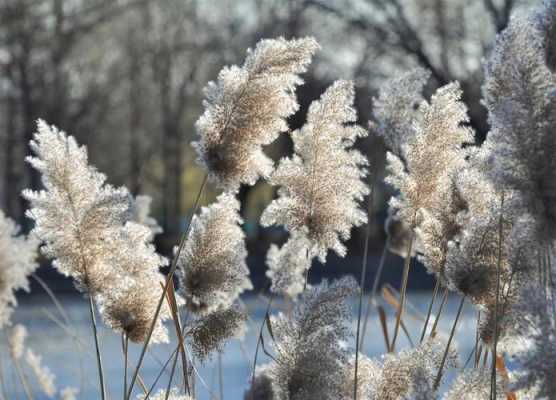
<box><xmin>188</xmin><ymin>304</ymin><xmax>247</xmax><ymax>361</ymax></box>
<box><xmin>0</xmin><ymin>212</ymin><xmax>38</xmax><ymax>327</ymax></box>
<box><xmin>193</xmin><ymin>37</ymin><xmax>319</xmax><ymax>190</ymax></box>
<box><xmin>177</xmin><ymin>192</ymin><xmax>252</xmax><ymax>315</ymax></box>
<box><xmin>261</xmin><ymin>80</ymin><xmax>369</xmax><ymax>263</ymax></box>
<box><xmin>25</xmin><ymin>348</ymin><xmax>56</xmax><ymax>397</ymax></box>
<box><xmin>8</xmin><ymin>324</ymin><xmax>27</xmax><ymax>359</ymax></box>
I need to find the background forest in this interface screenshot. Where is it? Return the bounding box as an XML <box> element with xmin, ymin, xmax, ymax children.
<box><xmin>0</xmin><ymin>0</ymin><xmax>530</xmax><ymax>290</ymax></box>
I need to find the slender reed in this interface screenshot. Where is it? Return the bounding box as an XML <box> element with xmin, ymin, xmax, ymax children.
<box><xmin>122</xmin><ymin>334</ymin><xmax>128</xmax><ymax>400</ymax></box>
<box><xmin>88</xmin><ymin>294</ymin><xmax>106</xmax><ymax>400</ymax></box>
<box><xmin>420</xmin><ymin>279</ymin><xmax>440</xmax><ymax>343</ymax></box>
<box><xmin>490</xmin><ymin>193</ymin><xmax>505</xmax><ymax>400</ymax></box>
<box><xmin>433</xmin><ymin>296</ymin><xmax>465</xmax><ymax>390</ymax></box>
<box><xmin>390</xmin><ymin>232</ymin><xmax>414</xmax><ymax>351</ymax></box>
<box><xmin>359</xmin><ymin>242</ymin><xmax>389</xmax><ymax>349</ymax></box>
<box><xmin>429</xmin><ymin>287</ymin><xmax>449</xmax><ymax>338</ymax></box>
<box><xmin>354</xmin><ymin>173</ymin><xmax>375</xmax><ymax>400</ymax></box>
<box><xmin>251</xmin><ymin>292</ymin><xmax>274</xmax><ymax>385</ymax></box>
<box><xmin>126</xmin><ymin>174</ymin><xmax>208</xmax><ymax>400</ymax></box>
<box><xmin>218</xmin><ymin>352</ymin><xmax>224</xmax><ymax>400</ymax></box>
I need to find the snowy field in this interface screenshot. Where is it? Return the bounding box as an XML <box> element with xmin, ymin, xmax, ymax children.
<box><xmin>1</xmin><ymin>293</ymin><xmax>479</xmax><ymax>399</ymax></box>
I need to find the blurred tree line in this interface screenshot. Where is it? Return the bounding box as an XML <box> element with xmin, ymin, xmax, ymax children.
<box><xmin>0</xmin><ymin>0</ymin><xmax>527</xmax><ymax>261</ymax></box>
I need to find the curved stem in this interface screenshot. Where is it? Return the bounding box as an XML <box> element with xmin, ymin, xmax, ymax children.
<box><xmin>433</xmin><ymin>296</ymin><xmax>465</xmax><ymax>390</ymax></box>
<box><xmin>390</xmin><ymin>232</ymin><xmax>414</xmax><ymax>352</ymax></box>
<box><xmin>127</xmin><ymin>174</ymin><xmax>208</xmax><ymax>400</ymax></box>
<box><xmin>419</xmin><ymin>278</ymin><xmax>440</xmax><ymax>343</ymax></box>
<box><xmin>354</xmin><ymin>173</ymin><xmax>375</xmax><ymax>400</ymax></box>
<box><xmin>88</xmin><ymin>294</ymin><xmax>106</xmax><ymax>400</ymax></box>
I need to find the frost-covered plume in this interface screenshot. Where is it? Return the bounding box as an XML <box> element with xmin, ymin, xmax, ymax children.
<box><xmin>0</xmin><ymin>212</ymin><xmax>38</xmax><ymax>327</ymax></box>
<box><xmin>264</xmin><ymin>277</ymin><xmax>357</xmax><ymax>400</ymax></box>
<box><xmin>130</xmin><ymin>194</ymin><xmax>162</xmax><ymax>240</ymax></box>
<box><xmin>188</xmin><ymin>304</ymin><xmax>247</xmax><ymax>361</ymax></box>
<box><xmin>510</xmin><ymin>283</ymin><xmax>556</xmax><ymax>399</ymax></box>
<box><xmin>341</xmin><ymin>353</ymin><xmax>379</xmax><ymax>400</ymax></box>
<box><xmin>177</xmin><ymin>192</ymin><xmax>252</xmax><ymax>315</ymax></box>
<box><xmin>193</xmin><ymin>37</ymin><xmax>319</xmax><ymax>190</ymax></box>
<box><xmin>23</xmin><ymin>120</ymin><xmax>172</xmax><ymax>344</ymax></box>
<box><xmin>442</xmin><ymin>368</ymin><xmax>504</xmax><ymax>400</ymax></box>
<box><xmin>372</xmin><ymin>67</ymin><xmax>431</xmax><ymax>159</ymax></box>
<box><xmin>244</xmin><ymin>364</ymin><xmax>275</xmax><ymax>400</ymax></box>
<box><xmin>60</xmin><ymin>387</ymin><xmax>79</xmax><ymax>400</ymax></box>
<box><xmin>385</xmin><ymin>82</ymin><xmax>473</xmax><ymax>276</ymax></box>
<box><xmin>265</xmin><ymin>231</ymin><xmax>312</xmax><ymax>298</ymax></box>
<box><xmin>366</xmin><ymin>339</ymin><xmax>457</xmax><ymax>400</ymax></box>
<box><xmin>261</xmin><ymin>81</ymin><xmax>369</xmax><ymax>263</ymax></box>
<box><xmin>8</xmin><ymin>324</ymin><xmax>27</xmax><ymax>359</ymax></box>
<box><xmin>25</xmin><ymin>348</ymin><xmax>57</xmax><ymax>397</ymax></box>
<box><xmin>482</xmin><ymin>0</ymin><xmax>556</xmax><ymax>242</ymax></box>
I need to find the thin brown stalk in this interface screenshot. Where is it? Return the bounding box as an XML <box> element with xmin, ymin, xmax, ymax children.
<box><xmin>218</xmin><ymin>352</ymin><xmax>224</xmax><ymax>400</ymax></box>
<box><xmin>377</xmin><ymin>305</ymin><xmax>391</xmax><ymax>351</ymax></box>
<box><xmin>164</xmin><ymin>352</ymin><xmax>179</xmax><ymax>400</ymax></box>
<box><xmin>429</xmin><ymin>287</ymin><xmax>449</xmax><ymax>338</ymax></box>
<box><xmin>32</xmin><ymin>274</ymin><xmax>71</xmax><ymax>325</ymax></box>
<box><xmin>475</xmin><ymin>311</ymin><xmax>481</xmax><ymax>368</ymax></box>
<box><xmin>491</xmin><ymin>192</ymin><xmax>505</xmax><ymax>400</ymax></box>
<box><xmin>122</xmin><ymin>334</ymin><xmax>129</xmax><ymax>400</ymax></box>
<box><xmin>433</xmin><ymin>296</ymin><xmax>465</xmax><ymax>390</ymax></box>
<box><xmin>390</xmin><ymin>231</ymin><xmax>414</xmax><ymax>352</ymax></box>
<box><xmin>354</xmin><ymin>173</ymin><xmax>375</xmax><ymax>400</ymax></box>
<box><xmin>127</xmin><ymin>173</ymin><xmax>208</xmax><ymax>400</ymax></box>
<box><xmin>420</xmin><ymin>279</ymin><xmax>440</xmax><ymax>343</ymax></box>
<box><xmin>88</xmin><ymin>294</ymin><xmax>106</xmax><ymax>400</ymax></box>
<box><xmin>359</xmin><ymin>242</ymin><xmax>389</xmax><ymax>350</ymax></box>
<box><xmin>251</xmin><ymin>293</ymin><xmax>275</xmax><ymax>386</ymax></box>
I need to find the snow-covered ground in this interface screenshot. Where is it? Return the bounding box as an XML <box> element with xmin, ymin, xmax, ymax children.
<box><xmin>1</xmin><ymin>293</ymin><xmax>479</xmax><ymax>399</ymax></box>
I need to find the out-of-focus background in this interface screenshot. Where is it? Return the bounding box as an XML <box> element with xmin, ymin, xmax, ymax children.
<box><xmin>0</xmin><ymin>0</ymin><xmax>531</xmax><ymax>292</ymax></box>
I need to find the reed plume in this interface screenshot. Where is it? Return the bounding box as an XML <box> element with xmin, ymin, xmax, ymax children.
<box><xmin>0</xmin><ymin>211</ymin><xmax>38</xmax><ymax>327</ymax></box>
<box><xmin>23</xmin><ymin>120</ymin><xmax>172</xmax><ymax>344</ymax></box>
<box><xmin>261</xmin><ymin>80</ymin><xmax>369</xmax><ymax>263</ymax></box>
<box><xmin>25</xmin><ymin>348</ymin><xmax>57</xmax><ymax>397</ymax></box>
<box><xmin>193</xmin><ymin>37</ymin><xmax>319</xmax><ymax>190</ymax></box>
<box><xmin>442</xmin><ymin>368</ymin><xmax>504</xmax><ymax>400</ymax></box>
<box><xmin>177</xmin><ymin>192</ymin><xmax>252</xmax><ymax>315</ymax></box>
<box><xmin>262</xmin><ymin>277</ymin><xmax>357</xmax><ymax>400</ymax></box>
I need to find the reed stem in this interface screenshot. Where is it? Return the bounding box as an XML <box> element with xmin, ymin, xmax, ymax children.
<box><xmin>359</xmin><ymin>242</ymin><xmax>388</xmax><ymax>350</ymax></box>
<box><xmin>127</xmin><ymin>173</ymin><xmax>208</xmax><ymax>400</ymax></box>
<box><xmin>390</xmin><ymin>232</ymin><xmax>414</xmax><ymax>352</ymax></box>
<box><xmin>88</xmin><ymin>294</ymin><xmax>106</xmax><ymax>400</ymax></box>
<box><xmin>433</xmin><ymin>296</ymin><xmax>465</xmax><ymax>390</ymax></box>
<box><xmin>354</xmin><ymin>173</ymin><xmax>374</xmax><ymax>400</ymax></box>
<box><xmin>420</xmin><ymin>278</ymin><xmax>440</xmax><ymax>343</ymax></box>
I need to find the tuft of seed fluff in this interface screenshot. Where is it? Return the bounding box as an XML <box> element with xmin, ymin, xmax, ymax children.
<box><xmin>177</xmin><ymin>192</ymin><xmax>252</xmax><ymax>316</ymax></box>
<box><xmin>23</xmin><ymin>121</ymin><xmax>172</xmax><ymax>344</ymax></box>
<box><xmin>264</xmin><ymin>277</ymin><xmax>357</xmax><ymax>400</ymax></box>
<box><xmin>193</xmin><ymin>37</ymin><xmax>319</xmax><ymax>190</ymax></box>
<box><xmin>0</xmin><ymin>212</ymin><xmax>38</xmax><ymax>328</ymax></box>
<box><xmin>265</xmin><ymin>231</ymin><xmax>312</xmax><ymax>298</ymax></box>
<box><xmin>261</xmin><ymin>80</ymin><xmax>369</xmax><ymax>263</ymax></box>
<box><xmin>25</xmin><ymin>348</ymin><xmax>57</xmax><ymax>397</ymax></box>
<box><xmin>188</xmin><ymin>304</ymin><xmax>247</xmax><ymax>361</ymax></box>
<box><xmin>8</xmin><ymin>324</ymin><xmax>27</xmax><ymax>360</ymax></box>
<box><xmin>244</xmin><ymin>364</ymin><xmax>275</xmax><ymax>400</ymax></box>
<box><xmin>341</xmin><ymin>353</ymin><xmax>380</xmax><ymax>400</ymax></box>
<box><xmin>366</xmin><ymin>338</ymin><xmax>457</xmax><ymax>400</ymax></box>
<box><xmin>371</xmin><ymin>67</ymin><xmax>431</xmax><ymax>160</ymax></box>
<box><xmin>60</xmin><ymin>387</ymin><xmax>79</xmax><ymax>400</ymax></box>
<box><xmin>384</xmin><ymin>82</ymin><xmax>473</xmax><ymax>277</ymax></box>
<box><xmin>130</xmin><ymin>194</ymin><xmax>163</xmax><ymax>240</ymax></box>
<box><xmin>442</xmin><ymin>368</ymin><xmax>505</xmax><ymax>400</ymax></box>
<box><xmin>136</xmin><ymin>388</ymin><xmax>192</xmax><ymax>400</ymax></box>
<box><xmin>481</xmin><ymin>0</ymin><xmax>556</xmax><ymax>242</ymax></box>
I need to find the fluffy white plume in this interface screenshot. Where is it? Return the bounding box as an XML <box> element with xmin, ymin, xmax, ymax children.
<box><xmin>130</xmin><ymin>194</ymin><xmax>162</xmax><ymax>240</ymax></box>
<box><xmin>265</xmin><ymin>231</ymin><xmax>312</xmax><ymax>298</ymax></box>
<box><xmin>8</xmin><ymin>323</ymin><xmax>27</xmax><ymax>359</ymax></box>
<box><xmin>177</xmin><ymin>192</ymin><xmax>252</xmax><ymax>315</ymax></box>
<box><xmin>193</xmin><ymin>37</ymin><xmax>319</xmax><ymax>190</ymax></box>
<box><xmin>0</xmin><ymin>212</ymin><xmax>38</xmax><ymax>327</ymax></box>
<box><xmin>261</xmin><ymin>80</ymin><xmax>369</xmax><ymax>263</ymax></box>
<box><xmin>25</xmin><ymin>348</ymin><xmax>56</xmax><ymax>397</ymax></box>
<box><xmin>23</xmin><ymin>120</ymin><xmax>171</xmax><ymax>343</ymax></box>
